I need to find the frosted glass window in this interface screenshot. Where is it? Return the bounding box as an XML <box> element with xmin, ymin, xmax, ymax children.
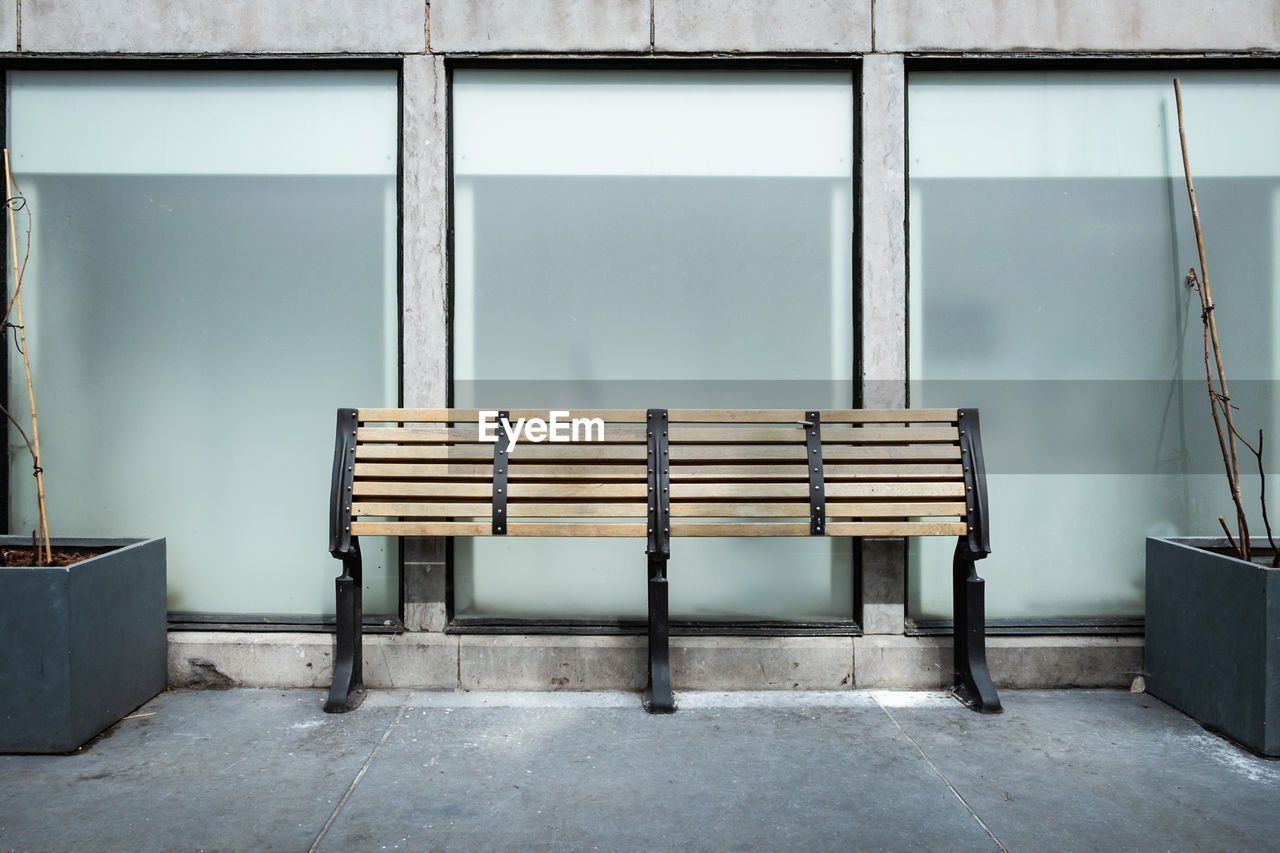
<box><xmin>6</xmin><ymin>70</ymin><xmax>399</xmax><ymax>618</ymax></box>
<box><xmin>452</xmin><ymin>69</ymin><xmax>855</xmax><ymax>621</ymax></box>
<box><xmin>908</xmin><ymin>71</ymin><xmax>1280</xmax><ymax>621</ymax></box>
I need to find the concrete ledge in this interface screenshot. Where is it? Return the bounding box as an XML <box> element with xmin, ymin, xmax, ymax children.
<box><xmin>167</xmin><ymin>631</ymin><xmax>458</xmax><ymax>690</ymax></box>
<box><xmin>22</xmin><ymin>0</ymin><xmax>426</xmax><ymax>54</ymax></box>
<box><xmin>854</xmin><ymin>635</ymin><xmax>1144</xmax><ymax>689</ymax></box>
<box><xmin>430</xmin><ymin>0</ymin><xmax>650</xmax><ymax>53</ymax></box>
<box><xmin>169</xmin><ymin>632</ymin><xmax>1143</xmax><ymax>692</ymax></box>
<box><xmin>875</xmin><ymin>0</ymin><xmax>1280</xmax><ymax>53</ymax></box>
<box><xmin>460</xmin><ymin>634</ymin><xmax>645</xmax><ymax>690</ymax></box>
<box><xmin>653</xmin><ymin>0</ymin><xmax>871</xmax><ymax>54</ymax></box>
<box><xmin>672</xmin><ymin>636</ymin><xmax>853</xmax><ymax>690</ymax></box>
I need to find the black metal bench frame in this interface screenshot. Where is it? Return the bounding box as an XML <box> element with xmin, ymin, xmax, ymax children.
<box><xmin>325</xmin><ymin>407</ymin><xmax>1000</xmax><ymax>716</ymax></box>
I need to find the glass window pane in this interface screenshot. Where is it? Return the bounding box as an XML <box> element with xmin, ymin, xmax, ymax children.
<box><xmin>908</xmin><ymin>71</ymin><xmax>1280</xmax><ymax>621</ymax></box>
<box><xmin>452</xmin><ymin>69</ymin><xmax>855</xmax><ymax>621</ymax></box>
<box><xmin>7</xmin><ymin>70</ymin><xmax>399</xmax><ymax>618</ymax></box>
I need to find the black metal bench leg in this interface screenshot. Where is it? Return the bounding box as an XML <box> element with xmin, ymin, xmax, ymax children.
<box><xmin>951</xmin><ymin>539</ymin><xmax>1002</xmax><ymax>714</ymax></box>
<box><xmin>325</xmin><ymin>541</ymin><xmax>365</xmax><ymax>713</ymax></box>
<box><xmin>643</xmin><ymin>554</ymin><xmax>675</xmax><ymax>714</ymax></box>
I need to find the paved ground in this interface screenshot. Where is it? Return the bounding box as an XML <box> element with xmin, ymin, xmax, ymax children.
<box><xmin>1</xmin><ymin>688</ymin><xmax>1277</xmax><ymax>852</ymax></box>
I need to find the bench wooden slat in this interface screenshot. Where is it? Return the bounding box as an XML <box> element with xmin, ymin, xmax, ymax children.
<box><xmin>353</xmin><ymin>448</ymin><xmax>962</xmax><ymax>481</ymax></box>
<box><xmin>352</xmin><ymin>481</ymin><xmax>648</xmax><ymax>499</ymax></box>
<box><xmin>350</xmin><ymin>521</ymin><xmax>647</xmax><ymax>537</ymax></box>
<box><xmin>672</xmin><ymin>445</ymin><xmax>962</xmax><ymax>462</ymax></box>
<box><xmin>673</xmin><ymin>501</ymin><xmax>964</xmax><ymax>518</ymax></box>
<box><xmin>354</xmin><ymin>462</ymin><xmax>648</xmax><ymax>481</ymax></box>
<box><xmin>360</xmin><ymin>426</ymin><xmax>642</xmax><ymax>444</ymax></box>
<box><xmin>358</xmin><ymin>408</ymin><xmax>960</xmax><ymax>425</ymax></box>
<box><xmin>352</xmin><ymin>480</ymin><xmax>966</xmax><ymax>500</ymax></box>
<box><xmin>353</xmin><ymin>461</ymin><xmax>961</xmax><ymax>483</ymax></box>
<box><xmin>357</xmin><ymin>426</ymin><xmax>607</xmax><ymax>445</ymax></box>
<box><xmin>670</xmin><ymin>482</ymin><xmax>966</xmax><ymax>499</ymax></box>
<box><xmin>349</xmin><ymin>519</ymin><xmax>968</xmax><ymax>537</ymax></box>
<box><xmin>353</xmin><ymin>502</ymin><xmax>648</xmax><ymax>518</ymax></box>
<box><xmin>351</xmin><ymin>460</ymin><xmax>653</xmax><ymax>480</ymax></box>
<box><xmin>667</xmin><ymin>408</ymin><xmax>959</xmax><ymax>423</ymax></box>
<box><xmin>353</xmin><ymin>443</ymin><xmax>961</xmax><ymax>463</ymax></box>
<box><xmin>672</xmin><ymin>463</ymin><xmax>962</xmax><ymax>481</ymax></box>
<box><xmin>668</xmin><ymin>521</ymin><xmax>967</xmax><ymax>536</ymax></box>
<box><xmin>356</xmin><ymin>424</ymin><xmax>957</xmax><ymax>446</ymax></box>
<box><xmin>357</xmin><ymin>408</ymin><xmax>649</xmax><ymax>423</ymax></box>
<box><xmin>665</xmin><ymin>426</ymin><xmax>960</xmax><ymax>444</ymax></box>
<box><xmin>351</xmin><ymin>444</ymin><xmax>652</xmax><ymax>462</ymax></box>
<box><xmin>351</xmin><ymin>500</ymin><xmax>966</xmax><ymax>520</ymax></box>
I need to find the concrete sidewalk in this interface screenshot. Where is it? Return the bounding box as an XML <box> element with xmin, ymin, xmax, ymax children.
<box><xmin>2</xmin><ymin>688</ymin><xmax>1277</xmax><ymax>852</ymax></box>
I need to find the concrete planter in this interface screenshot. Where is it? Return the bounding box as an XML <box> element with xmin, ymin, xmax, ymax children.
<box><xmin>1145</xmin><ymin>536</ymin><xmax>1280</xmax><ymax>756</ymax></box>
<box><xmin>0</xmin><ymin>537</ymin><xmax>167</xmax><ymax>753</ymax></box>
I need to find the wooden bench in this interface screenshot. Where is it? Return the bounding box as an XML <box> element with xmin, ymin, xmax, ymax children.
<box><xmin>325</xmin><ymin>407</ymin><xmax>1000</xmax><ymax>715</ymax></box>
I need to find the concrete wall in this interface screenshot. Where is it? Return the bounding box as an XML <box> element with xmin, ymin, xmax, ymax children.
<box><xmin>15</xmin><ymin>0</ymin><xmax>1280</xmax><ymax>691</ymax></box>
<box><xmin>11</xmin><ymin>1</ymin><xmax>1280</xmax><ymax>55</ymax></box>
<box><xmin>19</xmin><ymin>1</ymin><xmax>426</xmax><ymax>53</ymax></box>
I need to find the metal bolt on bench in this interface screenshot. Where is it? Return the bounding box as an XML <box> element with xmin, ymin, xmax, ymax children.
<box><xmin>325</xmin><ymin>407</ymin><xmax>1000</xmax><ymax>715</ymax></box>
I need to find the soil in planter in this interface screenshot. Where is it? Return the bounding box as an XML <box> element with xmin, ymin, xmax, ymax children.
<box><xmin>0</xmin><ymin>546</ymin><xmax>118</xmax><ymax>567</ymax></box>
<box><xmin>1201</xmin><ymin>545</ymin><xmax>1280</xmax><ymax>568</ymax></box>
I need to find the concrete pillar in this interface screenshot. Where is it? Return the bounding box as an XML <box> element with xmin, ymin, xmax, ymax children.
<box><xmin>859</xmin><ymin>53</ymin><xmax>908</xmax><ymax>634</ymax></box>
<box><xmin>401</xmin><ymin>54</ymin><xmax>450</xmax><ymax>632</ymax></box>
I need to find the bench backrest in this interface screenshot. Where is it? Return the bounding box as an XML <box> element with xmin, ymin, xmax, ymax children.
<box><xmin>329</xmin><ymin>408</ymin><xmax>989</xmax><ymax>557</ymax></box>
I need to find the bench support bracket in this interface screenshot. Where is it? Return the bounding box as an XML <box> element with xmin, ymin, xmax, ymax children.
<box><xmin>952</xmin><ymin>408</ymin><xmax>1001</xmax><ymax>713</ymax></box>
<box><xmin>326</xmin><ymin>539</ymin><xmax>365</xmax><ymax>713</ymax></box>
<box><xmin>805</xmin><ymin>411</ymin><xmax>826</xmax><ymax>534</ymax></box>
<box><xmin>951</xmin><ymin>540</ymin><xmax>1001</xmax><ymax>713</ymax></box>
<box><xmin>644</xmin><ymin>555</ymin><xmax>674</xmax><ymax>714</ymax></box>
<box><xmin>643</xmin><ymin>408</ymin><xmax>675</xmax><ymax>714</ymax></box>
<box><xmin>326</xmin><ymin>408</ymin><xmax>365</xmax><ymax>713</ymax></box>
<box><xmin>491</xmin><ymin>409</ymin><xmax>510</xmax><ymax>534</ymax></box>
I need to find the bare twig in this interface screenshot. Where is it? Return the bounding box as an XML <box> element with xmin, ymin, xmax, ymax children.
<box><xmin>1232</xmin><ymin>427</ymin><xmax>1280</xmax><ymax>567</ymax></box>
<box><xmin>1186</xmin><ymin>268</ymin><xmax>1245</xmax><ymax>553</ymax></box>
<box><xmin>0</xmin><ymin>400</ymin><xmax>38</xmax><ymax>465</ymax></box>
<box><xmin>3</xmin><ymin>149</ymin><xmax>50</xmax><ymax>562</ymax></box>
<box><xmin>1</xmin><ymin>168</ymin><xmax>30</xmax><ymax>330</ymax></box>
<box><xmin>1218</xmin><ymin>516</ymin><xmax>1239</xmax><ymax>554</ymax></box>
<box><xmin>0</xmin><ymin>400</ymin><xmax>41</xmax><ymax>566</ymax></box>
<box><xmin>1176</xmin><ymin>79</ymin><xmax>1251</xmax><ymax>561</ymax></box>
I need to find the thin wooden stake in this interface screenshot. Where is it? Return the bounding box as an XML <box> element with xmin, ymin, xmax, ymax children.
<box><xmin>1175</xmin><ymin>78</ymin><xmax>1250</xmax><ymax>561</ymax></box>
<box><xmin>4</xmin><ymin>149</ymin><xmax>50</xmax><ymax>563</ymax></box>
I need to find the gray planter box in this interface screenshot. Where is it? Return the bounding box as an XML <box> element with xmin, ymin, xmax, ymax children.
<box><xmin>0</xmin><ymin>537</ymin><xmax>167</xmax><ymax>753</ymax></box>
<box><xmin>1145</xmin><ymin>536</ymin><xmax>1280</xmax><ymax>756</ymax></box>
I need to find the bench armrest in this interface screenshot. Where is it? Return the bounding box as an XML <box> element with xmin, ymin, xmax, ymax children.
<box><xmin>329</xmin><ymin>408</ymin><xmax>360</xmax><ymax>558</ymax></box>
<box><xmin>958</xmin><ymin>408</ymin><xmax>991</xmax><ymax>559</ymax></box>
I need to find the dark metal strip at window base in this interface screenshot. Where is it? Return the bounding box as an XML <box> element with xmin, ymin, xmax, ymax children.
<box><xmin>492</xmin><ymin>409</ymin><xmax>510</xmax><ymax>535</ymax></box>
<box><xmin>167</xmin><ymin>615</ymin><xmax>405</xmax><ymax>634</ymax></box>
<box><xmin>907</xmin><ymin>618</ymin><xmax>1144</xmax><ymax>637</ymax></box>
<box><xmin>805</xmin><ymin>410</ymin><xmax>825</xmax><ymax>534</ymax></box>
<box><xmin>447</xmin><ymin>618</ymin><xmax>863</xmax><ymax>637</ymax></box>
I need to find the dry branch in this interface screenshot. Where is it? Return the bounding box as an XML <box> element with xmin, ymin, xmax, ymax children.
<box><xmin>1175</xmin><ymin>78</ymin><xmax>1253</xmax><ymax>562</ymax></box>
<box><xmin>3</xmin><ymin>149</ymin><xmax>50</xmax><ymax>563</ymax></box>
